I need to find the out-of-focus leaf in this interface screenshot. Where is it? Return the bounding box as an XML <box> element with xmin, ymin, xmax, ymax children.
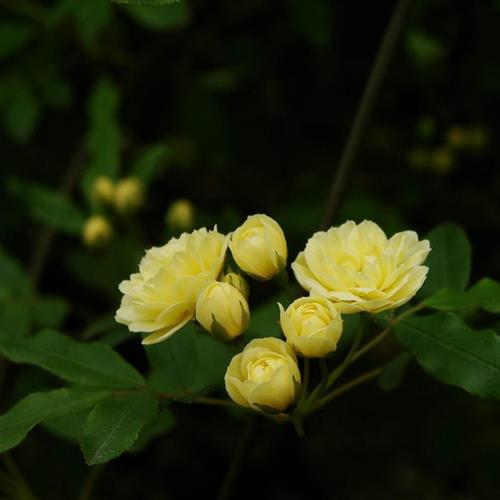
<box><xmin>0</xmin><ymin>329</ymin><xmax>145</xmax><ymax>389</ymax></box>
<box><xmin>32</xmin><ymin>296</ymin><xmax>69</xmax><ymax>329</ymax></box>
<box><xmin>395</xmin><ymin>313</ymin><xmax>500</xmax><ymax>399</ymax></box>
<box><xmin>3</xmin><ymin>81</ymin><xmax>40</xmax><ymax>143</ymax></box>
<box><xmin>0</xmin><ymin>302</ymin><xmax>32</xmax><ymax>339</ymax></box>
<box><xmin>112</xmin><ymin>0</ymin><xmax>181</xmax><ymax>5</ymax></box>
<box><xmin>288</xmin><ymin>0</ymin><xmax>331</xmax><ymax>48</ymax></box>
<box><xmin>0</xmin><ymin>247</ymin><xmax>32</xmax><ymax>300</ymax></box>
<box><xmin>0</xmin><ymin>388</ymin><xmax>109</xmax><ymax>454</ymax></box>
<box><xmin>80</xmin><ymin>392</ymin><xmax>158</xmax><ymax>465</ymax></box>
<box><xmin>130</xmin><ymin>408</ymin><xmax>175</xmax><ymax>453</ymax></box>
<box><xmin>131</xmin><ymin>144</ymin><xmax>170</xmax><ymax>186</ymax></box>
<box><xmin>406</xmin><ymin>29</ymin><xmax>446</xmax><ymax>68</ymax></box>
<box><xmin>42</xmin><ymin>411</ymin><xmax>88</xmax><ymax>443</ymax></box>
<box><xmin>247</xmin><ymin>293</ymin><xmax>289</xmax><ymax>340</ymax></box>
<box><xmin>8</xmin><ymin>178</ymin><xmax>85</xmax><ymax>235</ymax></box>
<box><xmin>378</xmin><ymin>352</ymin><xmax>412</xmax><ymax>391</ymax></box>
<box><xmin>0</xmin><ymin>23</ymin><xmax>34</xmax><ymax>59</ymax></box>
<box><xmin>418</xmin><ymin>223</ymin><xmax>471</xmax><ymax>298</ymax></box>
<box><xmin>83</xmin><ymin>78</ymin><xmax>121</xmax><ymax>200</ymax></box>
<box><xmin>125</xmin><ymin>2</ymin><xmax>189</xmax><ymax>30</ymax></box>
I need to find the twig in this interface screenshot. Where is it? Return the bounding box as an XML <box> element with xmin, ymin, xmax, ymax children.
<box><xmin>156</xmin><ymin>393</ymin><xmax>235</xmax><ymax>408</ymax></box>
<box><xmin>320</xmin><ymin>0</ymin><xmax>413</xmax><ymax>229</ymax></box>
<box><xmin>79</xmin><ymin>464</ymin><xmax>105</xmax><ymax>500</ymax></box>
<box><xmin>217</xmin><ymin>416</ymin><xmax>255</xmax><ymax>500</ymax></box>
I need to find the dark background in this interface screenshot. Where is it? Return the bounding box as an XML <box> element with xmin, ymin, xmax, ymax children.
<box><xmin>1</xmin><ymin>0</ymin><xmax>499</xmax><ymax>498</ymax></box>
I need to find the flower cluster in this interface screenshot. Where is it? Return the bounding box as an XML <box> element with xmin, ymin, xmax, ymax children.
<box><xmin>116</xmin><ymin>216</ymin><xmax>430</xmax><ymax>413</ymax></box>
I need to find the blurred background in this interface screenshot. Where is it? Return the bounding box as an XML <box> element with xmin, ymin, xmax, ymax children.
<box><xmin>0</xmin><ymin>0</ymin><xmax>499</xmax><ymax>498</ymax></box>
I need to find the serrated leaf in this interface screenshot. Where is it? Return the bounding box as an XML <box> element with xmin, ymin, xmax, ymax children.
<box><xmin>377</xmin><ymin>352</ymin><xmax>412</xmax><ymax>391</ymax></box>
<box><xmin>0</xmin><ymin>388</ymin><xmax>109</xmax><ymax>454</ymax></box>
<box><xmin>80</xmin><ymin>391</ymin><xmax>158</xmax><ymax>464</ymax></box>
<box><xmin>418</xmin><ymin>223</ymin><xmax>471</xmax><ymax>298</ymax></box>
<box><xmin>130</xmin><ymin>408</ymin><xmax>175</xmax><ymax>453</ymax></box>
<box><xmin>0</xmin><ymin>329</ymin><xmax>144</xmax><ymax>389</ymax></box>
<box><xmin>395</xmin><ymin>313</ymin><xmax>500</xmax><ymax>399</ymax></box>
<box><xmin>130</xmin><ymin>144</ymin><xmax>170</xmax><ymax>186</ymax></box>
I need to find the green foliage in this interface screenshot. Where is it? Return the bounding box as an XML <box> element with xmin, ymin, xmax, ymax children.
<box><xmin>247</xmin><ymin>293</ymin><xmax>289</xmax><ymax>339</ymax></box>
<box><xmin>395</xmin><ymin>313</ymin><xmax>500</xmax><ymax>399</ymax></box>
<box><xmin>0</xmin><ymin>329</ymin><xmax>144</xmax><ymax>389</ymax></box>
<box><xmin>130</xmin><ymin>408</ymin><xmax>175</xmax><ymax>453</ymax></box>
<box><xmin>378</xmin><ymin>352</ymin><xmax>412</xmax><ymax>391</ymax></box>
<box><xmin>287</xmin><ymin>0</ymin><xmax>331</xmax><ymax>48</ymax></box>
<box><xmin>131</xmin><ymin>144</ymin><xmax>170</xmax><ymax>186</ymax></box>
<box><xmin>111</xmin><ymin>0</ymin><xmax>181</xmax><ymax>5</ymax></box>
<box><xmin>32</xmin><ymin>296</ymin><xmax>69</xmax><ymax>329</ymax></box>
<box><xmin>418</xmin><ymin>223</ymin><xmax>471</xmax><ymax>298</ymax></box>
<box><xmin>125</xmin><ymin>2</ymin><xmax>190</xmax><ymax>30</ymax></box>
<box><xmin>8</xmin><ymin>178</ymin><xmax>85</xmax><ymax>235</ymax></box>
<box><xmin>0</xmin><ymin>247</ymin><xmax>32</xmax><ymax>300</ymax></box>
<box><xmin>406</xmin><ymin>29</ymin><xmax>446</xmax><ymax>69</ymax></box>
<box><xmin>0</xmin><ymin>388</ymin><xmax>110</xmax><ymax>454</ymax></box>
<box><xmin>80</xmin><ymin>392</ymin><xmax>158</xmax><ymax>465</ymax></box>
<box><xmin>0</xmin><ymin>23</ymin><xmax>34</xmax><ymax>59</ymax></box>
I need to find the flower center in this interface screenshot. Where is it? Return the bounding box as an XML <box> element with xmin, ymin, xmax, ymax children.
<box><xmin>248</xmin><ymin>357</ymin><xmax>285</xmax><ymax>383</ymax></box>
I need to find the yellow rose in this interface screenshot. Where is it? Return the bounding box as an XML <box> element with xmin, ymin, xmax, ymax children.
<box><xmin>166</xmin><ymin>199</ymin><xmax>195</xmax><ymax>232</ymax></box>
<box><xmin>230</xmin><ymin>214</ymin><xmax>287</xmax><ymax>281</ymax></box>
<box><xmin>195</xmin><ymin>281</ymin><xmax>249</xmax><ymax>341</ymax></box>
<box><xmin>114</xmin><ymin>177</ymin><xmax>144</xmax><ymax>213</ymax></box>
<box><xmin>222</xmin><ymin>271</ymin><xmax>249</xmax><ymax>299</ymax></box>
<box><xmin>115</xmin><ymin>227</ymin><xmax>228</xmax><ymax>344</ymax></box>
<box><xmin>279</xmin><ymin>297</ymin><xmax>342</xmax><ymax>358</ymax></box>
<box><xmin>92</xmin><ymin>176</ymin><xmax>115</xmax><ymax>205</ymax></box>
<box><xmin>292</xmin><ymin>220</ymin><xmax>430</xmax><ymax>314</ymax></box>
<box><xmin>82</xmin><ymin>215</ymin><xmax>113</xmax><ymax>248</ymax></box>
<box><xmin>225</xmin><ymin>338</ymin><xmax>301</xmax><ymax>412</ymax></box>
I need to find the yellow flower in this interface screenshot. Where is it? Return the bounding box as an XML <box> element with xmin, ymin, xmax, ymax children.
<box><xmin>292</xmin><ymin>220</ymin><xmax>430</xmax><ymax>314</ymax></box>
<box><xmin>114</xmin><ymin>177</ymin><xmax>144</xmax><ymax>213</ymax></box>
<box><xmin>92</xmin><ymin>176</ymin><xmax>115</xmax><ymax>205</ymax></box>
<box><xmin>225</xmin><ymin>338</ymin><xmax>301</xmax><ymax>412</ymax></box>
<box><xmin>115</xmin><ymin>227</ymin><xmax>228</xmax><ymax>344</ymax></box>
<box><xmin>222</xmin><ymin>271</ymin><xmax>249</xmax><ymax>298</ymax></box>
<box><xmin>166</xmin><ymin>199</ymin><xmax>195</xmax><ymax>232</ymax></box>
<box><xmin>195</xmin><ymin>281</ymin><xmax>249</xmax><ymax>341</ymax></box>
<box><xmin>279</xmin><ymin>297</ymin><xmax>342</xmax><ymax>358</ymax></box>
<box><xmin>230</xmin><ymin>214</ymin><xmax>287</xmax><ymax>281</ymax></box>
<box><xmin>82</xmin><ymin>215</ymin><xmax>113</xmax><ymax>248</ymax></box>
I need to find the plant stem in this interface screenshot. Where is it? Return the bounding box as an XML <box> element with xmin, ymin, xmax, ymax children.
<box><xmin>156</xmin><ymin>393</ymin><xmax>235</xmax><ymax>408</ymax></box>
<box><xmin>312</xmin><ymin>367</ymin><xmax>383</xmax><ymax>412</ymax></box>
<box><xmin>320</xmin><ymin>0</ymin><xmax>413</xmax><ymax>229</ymax></box>
<box><xmin>217</xmin><ymin>416</ymin><xmax>255</xmax><ymax>500</ymax></box>
<box><xmin>1</xmin><ymin>453</ymin><xmax>37</xmax><ymax>500</ymax></box>
<box><xmin>351</xmin><ymin>302</ymin><xmax>425</xmax><ymax>364</ymax></box>
<box><xmin>79</xmin><ymin>464</ymin><xmax>105</xmax><ymax>500</ymax></box>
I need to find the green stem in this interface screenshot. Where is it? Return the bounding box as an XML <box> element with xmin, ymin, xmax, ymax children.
<box><xmin>79</xmin><ymin>464</ymin><xmax>105</xmax><ymax>500</ymax></box>
<box><xmin>320</xmin><ymin>0</ymin><xmax>413</xmax><ymax>229</ymax></box>
<box><xmin>312</xmin><ymin>367</ymin><xmax>383</xmax><ymax>412</ymax></box>
<box><xmin>156</xmin><ymin>393</ymin><xmax>235</xmax><ymax>408</ymax></box>
<box><xmin>1</xmin><ymin>453</ymin><xmax>37</xmax><ymax>500</ymax></box>
<box><xmin>351</xmin><ymin>302</ymin><xmax>425</xmax><ymax>364</ymax></box>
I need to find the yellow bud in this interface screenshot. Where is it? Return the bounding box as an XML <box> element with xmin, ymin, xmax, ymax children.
<box><xmin>224</xmin><ymin>337</ymin><xmax>301</xmax><ymax>412</ymax></box>
<box><xmin>445</xmin><ymin>126</ymin><xmax>467</xmax><ymax>149</ymax></box>
<box><xmin>222</xmin><ymin>272</ymin><xmax>249</xmax><ymax>299</ymax></box>
<box><xmin>279</xmin><ymin>297</ymin><xmax>342</xmax><ymax>358</ymax></box>
<box><xmin>166</xmin><ymin>199</ymin><xmax>195</xmax><ymax>232</ymax></box>
<box><xmin>430</xmin><ymin>147</ymin><xmax>454</xmax><ymax>173</ymax></box>
<box><xmin>230</xmin><ymin>214</ymin><xmax>287</xmax><ymax>281</ymax></box>
<box><xmin>92</xmin><ymin>176</ymin><xmax>115</xmax><ymax>205</ymax></box>
<box><xmin>82</xmin><ymin>215</ymin><xmax>113</xmax><ymax>248</ymax></box>
<box><xmin>114</xmin><ymin>177</ymin><xmax>144</xmax><ymax>213</ymax></box>
<box><xmin>195</xmin><ymin>281</ymin><xmax>249</xmax><ymax>341</ymax></box>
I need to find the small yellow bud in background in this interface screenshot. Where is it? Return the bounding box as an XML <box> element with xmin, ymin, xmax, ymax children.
<box><xmin>224</xmin><ymin>337</ymin><xmax>301</xmax><ymax>412</ymax></box>
<box><xmin>114</xmin><ymin>177</ymin><xmax>144</xmax><ymax>213</ymax></box>
<box><xmin>230</xmin><ymin>214</ymin><xmax>287</xmax><ymax>281</ymax></box>
<box><xmin>166</xmin><ymin>199</ymin><xmax>195</xmax><ymax>232</ymax></box>
<box><xmin>430</xmin><ymin>147</ymin><xmax>454</xmax><ymax>173</ymax></box>
<box><xmin>92</xmin><ymin>176</ymin><xmax>115</xmax><ymax>205</ymax></box>
<box><xmin>195</xmin><ymin>281</ymin><xmax>249</xmax><ymax>341</ymax></box>
<box><xmin>222</xmin><ymin>271</ymin><xmax>249</xmax><ymax>299</ymax></box>
<box><xmin>82</xmin><ymin>215</ymin><xmax>113</xmax><ymax>248</ymax></box>
<box><xmin>445</xmin><ymin>126</ymin><xmax>467</xmax><ymax>149</ymax></box>
<box><xmin>279</xmin><ymin>297</ymin><xmax>343</xmax><ymax>358</ymax></box>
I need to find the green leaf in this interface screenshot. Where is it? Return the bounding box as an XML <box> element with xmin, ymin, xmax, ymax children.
<box><xmin>80</xmin><ymin>392</ymin><xmax>158</xmax><ymax>465</ymax></box>
<box><xmin>32</xmin><ymin>296</ymin><xmax>69</xmax><ymax>329</ymax></box>
<box><xmin>8</xmin><ymin>178</ymin><xmax>85</xmax><ymax>235</ymax></box>
<box><xmin>0</xmin><ymin>23</ymin><xmax>34</xmax><ymax>59</ymax></box>
<box><xmin>84</xmin><ymin>78</ymin><xmax>121</xmax><ymax>200</ymax></box>
<box><xmin>406</xmin><ymin>29</ymin><xmax>445</xmax><ymax>68</ymax></box>
<box><xmin>112</xmin><ymin>0</ymin><xmax>181</xmax><ymax>5</ymax></box>
<box><xmin>418</xmin><ymin>223</ymin><xmax>471</xmax><ymax>298</ymax></box>
<box><xmin>247</xmin><ymin>294</ymin><xmax>288</xmax><ymax>339</ymax></box>
<box><xmin>288</xmin><ymin>0</ymin><xmax>331</xmax><ymax>48</ymax></box>
<box><xmin>130</xmin><ymin>144</ymin><xmax>170</xmax><ymax>186</ymax></box>
<box><xmin>125</xmin><ymin>2</ymin><xmax>189</xmax><ymax>30</ymax></box>
<box><xmin>377</xmin><ymin>352</ymin><xmax>412</xmax><ymax>391</ymax></box>
<box><xmin>424</xmin><ymin>288</ymin><xmax>471</xmax><ymax>312</ymax></box>
<box><xmin>0</xmin><ymin>388</ymin><xmax>109</xmax><ymax>454</ymax></box>
<box><xmin>0</xmin><ymin>302</ymin><xmax>32</xmax><ymax>339</ymax></box>
<box><xmin>395</xmin><ymin>313</ymin><xmax>500</xmax><ymax>399</ymax></box>
<box><xmin>42</xmin><ymin>411</ymin><xmax>88</xmax><ymax>443</ymax></box>
<box><xmin>3</xmin><ymin>81</ymin><xmax>40</xmax><ymax>143</ymax></box>
<box><xmin>130</xmin><ymin>408</ymin><xmax>175</xmax><ymax>453</ymax></box>
<box><xmin>0</xmin><ymin>329</ymin><xmax>144</xmax><ymax>389</ymax></box>
<box><xmin>0</xmin><ymin>247</ymin><xmax>32</xmax><ymax>300</ymax></box>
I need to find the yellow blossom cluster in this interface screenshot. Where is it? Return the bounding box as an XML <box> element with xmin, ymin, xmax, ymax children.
<box><xmin>116</xmin><ymin>216</ymin><xmax>430</xmax><ymax>413</ymax></box>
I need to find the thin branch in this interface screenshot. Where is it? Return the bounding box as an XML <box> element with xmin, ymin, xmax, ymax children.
<box><xmin>320</xmin><ymin>0</ymin><xmax>413</xmax><ymax>229</ymax></box>
<box><xmin>79</xmin><ymin>464</ymin><xmax>105</xmax><ymax>500</ymax></box>
<box><xmin>156</xmin><ymin>393</ymin><xmax>235</xmax><ymax>408</ymax></box>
